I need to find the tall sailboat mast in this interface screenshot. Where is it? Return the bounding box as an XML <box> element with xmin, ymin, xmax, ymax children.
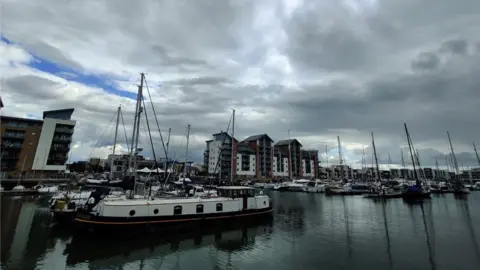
<box><xmin>337</xmin><ymin>136</ymin><xmax>343</xmax><ymax>180</ymax></box>
<box><xmin>447</xmin><ymin>131</ymin><xmax>459</xmax><ymax>175</ymax></box>
<box><xmin>473</xmin><ymin>142</ymin><xmax>480</xmax><ymax>167</ymax></box>
<box><xmin>404</xmin><ymin>123</ymin><xmax>419</xmax><ymax>185</ymax></box>
<box><xmin>371</xmin><ymin>132</ymin><xmax>381</xmax><ymax>183</ymax></box>
<box><xmin>288</xmin><ymin>129</ymin><xmax>292</xmax><ymax>179</ymax></box>
<box><xmin>182</xmin><ymin>124</ymin><xmax>191</xmax><ymax>182</ymax></box>
<box><xmin>110</xmin><ymin>106</ymin><xmax>121</xmax><ymax>178</ymax></box>
<box><xmin>230</xmin><ymin>109</ymin><xmax>235</xmax><ymax>184</ymax></box>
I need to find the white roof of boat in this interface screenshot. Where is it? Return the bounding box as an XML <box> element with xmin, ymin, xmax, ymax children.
<box><xmin>104</xmin><ymin>197</ymin><xmax>231</xmax><ymax>206</ymax></box>
<box><xmin>216</xmin><ymin>186</ymin><xmax>255</xmax><ymax>190</ymax></box>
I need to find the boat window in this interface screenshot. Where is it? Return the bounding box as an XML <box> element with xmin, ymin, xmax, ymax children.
<box><xmin>196</xmin><ymin>204</ymin><xmax>204</xmax><ymax>213</ymax></box>
<box><xmin>153</xmin><ymin>209</ymin><xmax>159</xmax><ymax>215</ymax></box>
<box><xmin>216</xmin><ymin>203</ymin><xmax>223</xmax><ymax>211</ymax></box>
<box><xmin>174</xmin><ymin>205</ymin><xmax>182</xmax><ymax>215</ymax></box>
<box><xmin>129</xmin><ymin>210</ymin><xmax>136</xmax><ymax>216</ymax></box>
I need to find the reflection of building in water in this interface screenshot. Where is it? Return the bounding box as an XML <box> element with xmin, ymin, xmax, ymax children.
<box><xmin>2</xmin><ymin>201</ymin><xmax>36</xmax><ymax>269</ymax></box>
<box><xmin>65</xmin><ymin>222</ymin><xmax>272</xmax><ymax>269</ymax></box>
<box><xmin>0</xmin><ymin>198</ymin><xmax>23</xmax><ymax>261</ymax></box>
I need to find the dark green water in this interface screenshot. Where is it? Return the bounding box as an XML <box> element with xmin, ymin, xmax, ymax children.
<box><xmin>1</xmin><ymin>191</ymin><xmax>480</xmax><ymax>270</ymax></box>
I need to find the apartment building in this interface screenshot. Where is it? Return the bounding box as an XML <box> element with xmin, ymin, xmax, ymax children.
<box><xmin>1</xmin><ymin>108</ymin><xmax>76</xmax><ymax>178</ymax></box>
<box><xmin>274</xmin><ymin>139</ymin><xmax>302</xmax><ymax>178</ymax></box>
<box><xmin>242</xmin><ymin>134</ymin><xmax>273</xmax><ymax>178</ymax></box>
<box><xmin>205</xmin><ymin>132</ymin><xmax>238</xmax><ymax>179</ymax></box>
<box><xmin>272</xmin><ymin>147</ymin><xmax>290</xmax><ymax>178</ymax></box>
<box><xmin>300</xmin><ymin>150</ymin><xmax>319</xmax><ymax>178</ymax></box>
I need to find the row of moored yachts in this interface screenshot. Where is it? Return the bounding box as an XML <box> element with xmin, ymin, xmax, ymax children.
<box><xmin>249</xmin><ymin>178</ymin><xmax>480</xmax><ymax>198</ymax></box>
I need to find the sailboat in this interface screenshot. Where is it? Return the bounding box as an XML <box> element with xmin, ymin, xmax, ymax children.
<box><xmin>401</xmin><ymin>123</ymin><xmax>431</xmax><ymax>199</ymax></box>
<box><xmin>364</xmin><ymin>132</ymin><xmax>403</xmax><ymax>199</ymax></box>
<box><xmin>73</xmin><ymin>75</ymin><xmax>273</xmax><ymax>232</ymax></box>
<box><xmin>447</xmin><ymin>131</ymin><xmax>470</xmax><ymax>194</ymax></box>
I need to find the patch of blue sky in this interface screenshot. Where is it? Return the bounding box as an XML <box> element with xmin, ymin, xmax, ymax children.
<box><xmin>2</xmin><ymin>35</ymin><xmax>136</xmax><ymax>99</ymax></box>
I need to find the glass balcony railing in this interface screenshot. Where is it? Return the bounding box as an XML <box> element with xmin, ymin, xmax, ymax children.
<box><xmin>55</xmin><ymin>128</ymin><xmax>74</xmax><ymax>134</ymax></box>
<box><xmin>3</xmin><ymin>132</ymin><xmax>25</xmax><ymax>139</ymax></box>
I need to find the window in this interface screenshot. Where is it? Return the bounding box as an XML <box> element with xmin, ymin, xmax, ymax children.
<box><xmin>174</xmin><ymin>205</ymin><xmax>182</xmax><ymax>215</ymax></box>
<box><xmin>153</xmin><ymin>209</ymin><xmax>159</xmax><ymax>215</ymax></box>
<box><xmin>216</xmin><ymin>203</ymin><xmax>223</xmax><ymax>212</ymax></box>
<box><xmin>196</xmin><ymin>204</ymin><xmax>204</xmax><ymax>213</ymax></box>
<box><xmin>129</xmin><ymin>210</ymin><xmax>136</xmax><ymax>216</ymax></box>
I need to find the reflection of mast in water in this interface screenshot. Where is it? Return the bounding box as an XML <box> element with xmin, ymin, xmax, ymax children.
<box><xmin>342</xmin><ymin>197</ymin><xmax>353</xmax><ymax>259</ymax></box>
<box><xmin>419</xmin><ymin>204</ymin><xmax>436</xmax><ymax>270</ymax></box>
<box><xmin>381</xmin><ymin>201</ymin><xmax>393</xmax><ymax>269</ymax></box>
<box><xmin>457</xmin><ymin>199</ymin><xmax>480</xmax><ymax>264</ymax></box>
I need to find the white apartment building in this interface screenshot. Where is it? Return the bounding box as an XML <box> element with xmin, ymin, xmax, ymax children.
<box><xmin>236</xmin><ymin>153</ymin><xmax>256</xmax><ymax>176</ymax></box>
<box><xmin>272</xmin><ymin>156</ymin><xmax>289</xmax><ymax>177</ymax></box>
<box><xmin>302</xmin><ymin>159</ymin><xmax>316</xmax><ymax>177</ymax></box>
<box><xmin>31</xmin><ymin>109</ymin><xmax>76</xmax><ymax>172</ymax></box>
<box><xmin>206</xmin><ymin>139</ymin><xmax>224</xmax><ymax>174</ymax></box>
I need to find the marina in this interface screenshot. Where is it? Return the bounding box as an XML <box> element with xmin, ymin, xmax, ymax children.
<box><xmin>1</xmin><ymin>191</ymin><xmax>479</xmax><ymax>269</ymax></box>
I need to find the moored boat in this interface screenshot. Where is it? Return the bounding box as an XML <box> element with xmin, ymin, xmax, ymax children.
<box><xmin>74</xmin><ymin>186</ymin><xmax>273</xmax><ymax>233</ymax></box>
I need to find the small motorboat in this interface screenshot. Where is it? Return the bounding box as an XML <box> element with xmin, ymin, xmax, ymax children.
<box><xmin>33</xmin><ymin>184</ymin><xmax>59</xmax><ymax>194</ymax></box>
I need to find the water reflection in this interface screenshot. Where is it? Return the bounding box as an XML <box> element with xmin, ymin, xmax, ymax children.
<box><xmin>455</xmin><ymin>198</ymin><xmax>480</xmax><ymax>265</ymax></box>
<box><xmin>2</xmin><ymin>193</ymin><xmax>480</xmax><ymax>270</ymax></box>
<box><xmin>380</xmin><ymin>201</ymin><xmax>393</xmax><ymax>269</ymax></box>
<box><xmin>64</xmin><ymin>219</ymin><xmax>273</xmax><ymax>269</ymax></box>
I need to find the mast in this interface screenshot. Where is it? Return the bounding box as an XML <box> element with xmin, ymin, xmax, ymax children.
<box><xmin>230</xmin><ymin>109</ymin><xmax>235</xmax><ymax>184</ymax></box>
<box><xmin>132</xmin><ymin>73</ymin><xmax>144</xmax><ymax>187</ymax></box>
<box><xmin>404</xmin><ymin>123</ymin><xmax>419</xmax><ymax>185</ymax></box>
<box><xmin>371</xmin><ymin>132</ymin><xmax>381</xmax><ymax>183</ymax></box>
<box><xmin>337</xmin><ymin>136</ymin><xmax>344</xmax><ymax>180</ymax></box>
<box><xmin>163</xmin><ymin>127</ymin><xmax>171</xmax><ymax>176</ymax></box>
<box><xmin>110</xmin><ymin>106</ymin><xmax>121</xmax><ymax>178</ymax></box>
<box><xmin>447</xmin><ymin>131</ymin><xmax>460</xmax><ymax>180</ymax></box>
<box><xmin>473</xmin><ymin>142</ymin><xmax>480</xmax><ymax>167</ymax></box>
<box><xmin>288</xmin><ymin>129</ymin><xmax>292</xmax><ymax>179</ymax></box>
<box><xmin>401</xmin><ymin>149</ymin><xmax>405</xmax><ymax>168</ymax></box>
<box><xmin>435</xmin><ymin>156</ymin><xmax>440</xmax><ymax>181</ymax></box>
<box><xmin>447</xmin><ymin>131</ymin><xmax>459</xmax><ymax>174</ymax></box>
<box><xmin>182</xmin><ymin>124</ymin><xmax>191</xmax><ymax>182</ymax></box>
<box><xmin>362</xmin><ymin>146</ymin><xmax>366</xmax><ymax>181</ymax></box>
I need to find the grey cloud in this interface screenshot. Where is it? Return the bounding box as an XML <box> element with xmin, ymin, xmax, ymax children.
<box><xmin>411</xmin><ymin>52</ymin><xmax>440</xmax><ymax>71</ymax></box>
<box><xmin>3</xmin><ymin>0</ymin><xmax>480</xmax><ymax>166</ymax></box>
<box><xmin>440</xmin><ymin>39</ymin><xmax>469</xmax><ymax>55</ymax></box>
<box><xmin>4</xmin><ymin>75</ymin><xmax>63</xmax><ymax>100</ymax></box>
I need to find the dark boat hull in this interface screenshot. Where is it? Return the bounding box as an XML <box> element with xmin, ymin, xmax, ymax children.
<box><xmin>364</xmin><ymin>192</ymin><xmax>403</xmax><ymax>199</ymax></box>
<box><xmin>74</xmin><ymin>207</ymin><xmax>274</xmax><ymax>234</ymax></box>
<box><xmin>52</xmin><ymin>210</ymin><xmax>77</xmax><ymax>224</ymax></box>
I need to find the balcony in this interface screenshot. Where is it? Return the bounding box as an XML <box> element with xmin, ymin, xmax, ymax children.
<box><xmin>3</xmin><ymin>132</ymin><xmax>25</xmax><ymax>139</ymax></box>
<box><xmin>51</xmin><ymin>144</ymin><xmax>70</xmax><ymax>152</ymax></box>
<box><xmin>1</xmin><ymin>142</ymin><xmax>23</xmax><ymax>148</ymax></box>
<box><xmin>6</xmin><ymin>122</ymin><xmax>28</xmax><ymax>128</ymax></box>
<box><xmin>1</xmin><ymin>154</ymin><xmax>20</xmax><ymax>160</ymax></box>
<box><xmin>55</xmin><ymin>127</ymin><xmax>74</xmax><ymax>134</ymax></box>
<box><xmin>53</xmin><ymin>136</ymin><xmax>72</xmax><ymax>143</ymax></box>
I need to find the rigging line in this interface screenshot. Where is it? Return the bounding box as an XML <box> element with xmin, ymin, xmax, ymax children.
<box><xmin>141</xmin><ymin>95</ymin><xmax>158</xmax><ymax>163</ymax></box>
<box><xmin>143</xmin><ymin>77</ymin><xmax>168</xmax><ymax>158</ymax></box>
<box><xmin>210</xmin><ymin>112</ymin><xmax>233</xmax><ymax>185</ymax></box>
<box><xmin>157</xmin><ymin>128</ymin><xmax>188</xmax><ymax>195</ymax></box>
<box><xmin>119</xmin><ymin>108</ymin><xmax>130</xmax><ymax>151</ymax></box>
<box><xmin>87</xmin><ymin>110</ymin><xmax>117</xmax><ymax>160</ymax></box>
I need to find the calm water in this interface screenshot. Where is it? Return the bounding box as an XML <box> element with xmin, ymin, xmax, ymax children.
<box><xmin>1</xmin><ymin>192</ymin><xmax>480</xmax><ymax>270</ymax></box>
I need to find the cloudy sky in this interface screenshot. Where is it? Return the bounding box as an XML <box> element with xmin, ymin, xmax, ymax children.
<box><xmin>1</xmin><ymin>0</ymin><xmax>479</xmax><ymax>170</ymax></box>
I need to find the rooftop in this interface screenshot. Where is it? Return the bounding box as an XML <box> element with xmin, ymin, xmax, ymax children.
<box><xmin>43</xmin><ymin>108</ymin><xmax>75</xmax><ymax>120</ymax></box>
<box><xmin>275</xmin><ymin>139</ymin><xmax>303</xmax><ymax>147</ymax></box>
<box><xmin>243</xmin><ymin>134</ymin><xmax>274</xmax><ymax>143</ymax></box>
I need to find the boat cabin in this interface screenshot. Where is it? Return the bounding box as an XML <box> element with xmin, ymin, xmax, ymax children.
<box><xmin>216</xmin><ymin>186</ymin><xmax>256</xmax><ymax>198</ymax></box>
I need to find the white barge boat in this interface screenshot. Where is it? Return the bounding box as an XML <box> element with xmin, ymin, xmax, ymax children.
<box><xmin>74</xmin><ymin>186</ymin><xmax>273</xmax><ymax>232</ymax></box>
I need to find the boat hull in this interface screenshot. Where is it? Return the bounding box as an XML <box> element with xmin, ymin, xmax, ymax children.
<box><xmin>74</xmin><ymin>207</ymin><xmax>274</xmax><ymax>233</ymax></box>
